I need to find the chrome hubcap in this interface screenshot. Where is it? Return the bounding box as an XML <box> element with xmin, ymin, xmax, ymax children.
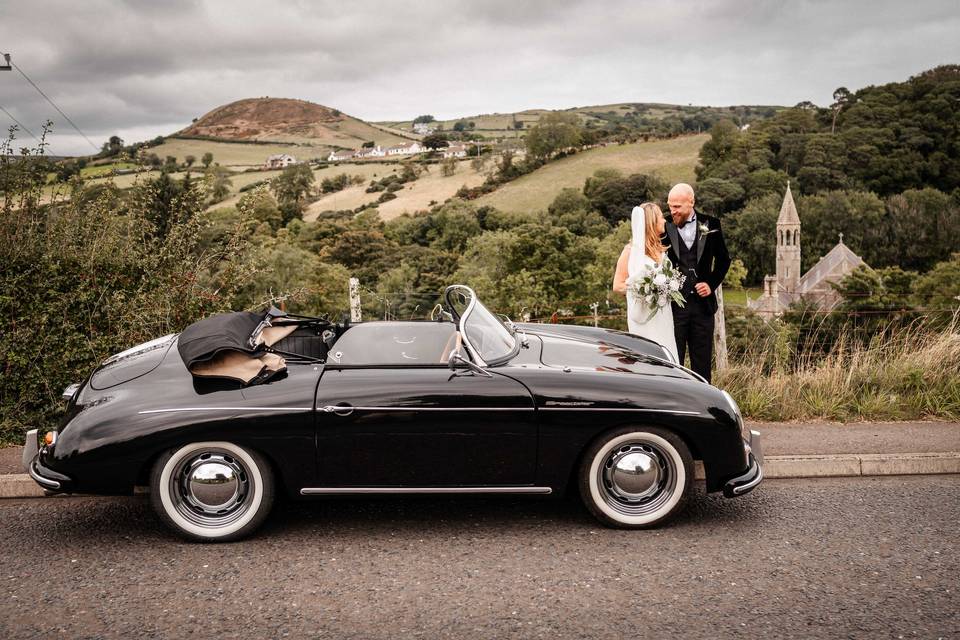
<box><xmin>170</xmin><ymin>450</ymin><xmax>252</xmax><ymax>528</ymax></box>
<box><xmin>598</xmin><ymin>441</ymin><xmax>677</xmax><ymax>516</ymax></box>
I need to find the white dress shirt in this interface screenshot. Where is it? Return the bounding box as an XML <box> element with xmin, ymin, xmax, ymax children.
<box><xmin>679</xmin><ymin>212</ymin><xmax>697</xmax><ymax>250</ymax></box>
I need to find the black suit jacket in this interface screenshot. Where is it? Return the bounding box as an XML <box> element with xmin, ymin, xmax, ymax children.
<box><xmin>662</xmin><ymin>211</ymin><xmax>731</xmax><ymax>314</ymax></box>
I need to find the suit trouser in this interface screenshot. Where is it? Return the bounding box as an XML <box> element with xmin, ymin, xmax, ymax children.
<box><xmin>673</xmin><ymin>297</ymin><xmax>715</xmax><ymax>383</ymax></box>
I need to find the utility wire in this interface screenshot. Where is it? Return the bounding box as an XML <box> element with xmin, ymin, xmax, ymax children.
<box><xmin>0</xmin><ymin>104</ymin><xmax>39</xmax><ymax>142</ymax></box>
<box><xmin>9</xmin><ymin>58</ymin><xmax>100</xmax><ymax>152</ymax></box>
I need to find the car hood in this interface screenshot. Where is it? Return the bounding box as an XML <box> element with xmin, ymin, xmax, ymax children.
<box><xmin>527</xmin><ymin>332</ymin><xmax>699</xmax><ymax>382</ymax></box>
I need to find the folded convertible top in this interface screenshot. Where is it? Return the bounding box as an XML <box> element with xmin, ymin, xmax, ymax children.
<box><xmin>177</xmin><ymin>307</ymin><xmax>301</xmax><ymax>385</ymax></box>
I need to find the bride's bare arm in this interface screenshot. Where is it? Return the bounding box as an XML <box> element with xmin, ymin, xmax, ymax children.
<box><xmin>612</xmin><ymin>245</ymin><xmax>630</xmax><ymax>294</ymax></box>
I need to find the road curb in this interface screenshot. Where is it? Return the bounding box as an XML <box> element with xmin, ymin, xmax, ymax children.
<box><xmin>4</xmin><ymin>453</ymin><xmax>959</xmax><ymax>499</ymax></box>
<box><xmin>691</xmin><ymin>452</ymin><xmax>960</xmax><ymax>481</ymax></box>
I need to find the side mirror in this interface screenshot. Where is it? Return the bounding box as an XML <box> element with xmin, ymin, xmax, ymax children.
<box><xmin>447</xmin><ymin>351</ymin><xmax>491</xmax><ymax>378</ymax></box>
<box><xmin>447</xmin><ymin>350</ymin><xmax>461</xmax><ymax>370</ymax></box>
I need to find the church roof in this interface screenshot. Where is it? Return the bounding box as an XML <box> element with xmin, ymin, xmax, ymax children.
<box><xmin>777</xmin><ymin>182</ymin><xmax>800</xmax><ymax>226</ymax></box>
<box><xmin>797</xmin><ymin>239</ymin><xmax>865</xmax><ymax>294</ymax></box>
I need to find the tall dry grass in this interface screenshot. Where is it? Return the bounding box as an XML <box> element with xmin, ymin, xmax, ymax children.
<box><xmin>716</xmin><ymin>315</ymin><xmax>960</xmax><ymax>421</ymax></box>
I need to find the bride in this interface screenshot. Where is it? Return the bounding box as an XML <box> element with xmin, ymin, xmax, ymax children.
<box><xmin>612</xmin><ymin>203</ymin><xmax>680</xmax><ymax>362</ymax></box>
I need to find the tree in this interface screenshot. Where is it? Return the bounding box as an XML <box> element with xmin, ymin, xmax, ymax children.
<box><xmin>453</xmin><ymin>121</ymin><xmax>467</xmax><ymax>132</ymax></box>
<box><xmin>524</xmin><ymin>112</ymin><xmax>582</xmax><ymax>160</ymax></box>
<box><xmin>163</xmin><ymin>155</ymin><xmax>178</xmax><ymax>173</ymax></box>
<box><xmin>583</xmin><ymin>172</ymin><xmax>669</xmax><ymax>224</ymax></box>
<box><xmin>206</xmin><ymin>165</ymin><xmax>233</xmax><ymax>204</ymax></box>
<box><xmin>830</xmin><ymin>87</ymin><xmax>852</xmax><ymax>134</ymax></box>
<box><xmin>271</xmin><ymin>163</ymin><xmax>315</xmax><ymax>221</ymax></box>
<box><xmin>413</xmin><ymin>115</ymin><xmax>435</xmax><ymax>124</ymax></box>
<box><xmin>912</xmin><ymin>253</ymin><xmax>960</xmax><ymax>316</ymax></box>
<box><xmin>421</xmin><ymin>133</ymin><xmax>448</xmax><ymax>150</ymax></box>
<box><xmin>696</xmin><ymin>177</ymin><xmax>745</xmax><ymax>215</ymax></box>
<box><xmin>184</xmin><ymin>155</ymin><xmax>196</xmax><ymax>168</ymax></box>
<box><xmin>238</xmin><ymin>188</ymin><xmax>283</xmax><ymax>231</ymax></box>
<box><xmin>100</xmin><ymin>135</ymin><xmax>123</xmax><ymax>157</ymax></box>
<box><xmin>201</xmin><ymin>152</ymin><xmax>214</xmax><ymax>168</ymax></box>
<box><xmin>724</xmin><ymin>193</ymin><xmax>782</xmax><ymax>286</ymax></box>
<box><xmin>440</xmin><ymin>157</ymin><xmax>456</xmax><ymax>177</ymax></box>
<box><xmin>724</xmin><ymin>259</ymin><xmax>748</xmax><ymax>289</ymax></box>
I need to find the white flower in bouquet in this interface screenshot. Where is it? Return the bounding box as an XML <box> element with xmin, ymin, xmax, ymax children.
<box><xmin>628</xmin><ymin>257</ymin><xmax>687</xmax><ymax>322</ymax></box>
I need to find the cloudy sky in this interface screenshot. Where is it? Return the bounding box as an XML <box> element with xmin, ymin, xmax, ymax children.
<box><xmin>2</xmin><ymin>0</ymin><xmax>957</xmax><ymax>156</ymax></box>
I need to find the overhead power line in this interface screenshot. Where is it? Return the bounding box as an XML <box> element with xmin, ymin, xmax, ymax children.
<box><xmin>7</xmin><ymin>55</ymin><xmax>100</xmax><ymax>152</ymax></box>
<box><xmin>0</xmin><ymin>104</ymin><xmax>40</xmax><ymax>142</ymax></box>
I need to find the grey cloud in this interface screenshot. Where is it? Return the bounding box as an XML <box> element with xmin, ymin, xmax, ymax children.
<box><xmin>2</xmin><ymin>0</ymin><xmax>958</xmax><ymax>155</ymax></box>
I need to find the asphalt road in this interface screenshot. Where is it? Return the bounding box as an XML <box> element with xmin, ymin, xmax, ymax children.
<box><xmin>1</xmin><ymin>476</ymin><xmax>957</xmax><ymax>639</ymax></box>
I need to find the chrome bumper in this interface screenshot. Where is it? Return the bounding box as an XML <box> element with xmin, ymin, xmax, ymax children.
<box><xmin>23</xmin><ymin>429</ymin><xmax>69</xmax><ymax>491</ymax></box>
<box><xmin>723</xmin><ymin>429</ymin><xmax>764</xmax><ymax>498</ymax></box>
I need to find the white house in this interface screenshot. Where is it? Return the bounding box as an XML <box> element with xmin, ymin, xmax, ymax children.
<box><xmin>385</xmin><ymin>141</ymin><xmax>423</xmax><ymax>156</ymax></box>
<box><xmin>355</xmin><ymin>146</ymin><xmax>385</xmax><ymax>158</ymax></box>
<box><xmin>413</xmin><ymin>122</ymin><xmax>435</xmax><ymax>135</ymax></box>
<box><xmin>327</xmin><ymin>149</ymin><xmax>356</xmax><ymax>161</ymax></box>
<box><xmin>265</xmin><ymin>154</ymin><xmax>296</xmax><ymax>169</ymax></box>
<box><xmin>442</xmin><ymin>143</ymin><xmax>468</xmax><ymax>158</ymax></box>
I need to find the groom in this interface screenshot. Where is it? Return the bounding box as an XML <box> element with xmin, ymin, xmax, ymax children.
<box><xmin>662</xmin><ymin>183</ymin><xmax>730</xmax><ymax>383</ymax></box>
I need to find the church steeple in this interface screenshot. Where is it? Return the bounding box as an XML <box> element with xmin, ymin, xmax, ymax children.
<box><xmin>776</xmin><ymin>181</ymin><xmax>801</xmax><ymax>292</ymax></box>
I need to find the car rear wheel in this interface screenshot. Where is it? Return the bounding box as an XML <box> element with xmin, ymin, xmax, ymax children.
<box><xmin>579</xmin><ymin>427</ymin><xmax>693</xmax><ymax>528</ymax></box>
<box><xmin>150</xmin><ymin>442</ymin><xmax>274</xmax><ymax>542</ymax></box>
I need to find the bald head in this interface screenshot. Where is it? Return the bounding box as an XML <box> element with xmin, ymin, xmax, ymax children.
<box><xmin>667</xmin><ymin>183</ymin><xmax>696</xmax><ymax>226</ymax></box>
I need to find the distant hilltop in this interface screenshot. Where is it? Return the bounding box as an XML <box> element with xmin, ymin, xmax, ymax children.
<box><xmin>176</xmin><ymin>97</ymin><xmax>412</xmax><ymax>147</ymax></box>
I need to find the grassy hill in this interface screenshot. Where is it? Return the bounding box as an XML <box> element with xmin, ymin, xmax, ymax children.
<box><xmin>179</xmin><ymin>97</ymin><xmax>411</xmax><ymax>148</ymax></box>
<box><xmin>377</xmin><ymin>102</ymin><xmax>780</xmax><ymax>137</ymax></box>
<box><xmin>477</xmin><ymin>134</ymin><xmax>708</xmax><ymax>214</ymax></box>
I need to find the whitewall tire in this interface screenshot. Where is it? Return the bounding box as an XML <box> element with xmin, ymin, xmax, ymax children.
<box><xmin>579</xmin><ymin>427</ymin><xmax>693</xmax><ymax>528</ymax></box>
<box><xmin>150</xmin><ymin>441</ymin><xmax>274</xmax><ymax>542</ymax></box>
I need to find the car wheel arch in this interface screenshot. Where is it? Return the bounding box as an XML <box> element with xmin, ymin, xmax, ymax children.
<box><xmin>565</xmin><ymin>422</ymin><xmax>701</xmax><ymax>496</ymax></box>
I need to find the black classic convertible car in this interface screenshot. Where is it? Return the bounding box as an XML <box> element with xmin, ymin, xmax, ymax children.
<box><xmin>24</xmin><ymin>285</ymin><xmax>762</xmax><ymax>541</ymax></box>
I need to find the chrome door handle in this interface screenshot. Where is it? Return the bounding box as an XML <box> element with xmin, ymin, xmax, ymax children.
<box><xmin>321</xmin><ymin>403</ymin><xmax>354</xmax><ymax>416</ymax></box>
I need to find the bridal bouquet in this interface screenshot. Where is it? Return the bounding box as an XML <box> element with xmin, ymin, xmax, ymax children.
<box><xmin>628</xmin><ymin>258</ymin><xmax>686</xmax><ymax>321</ymax></box>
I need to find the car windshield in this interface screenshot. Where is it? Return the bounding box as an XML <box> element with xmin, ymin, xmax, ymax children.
<box><xmin>449</xmin><ymin>286</ymin><xmax>517</xmax><ymax>364</ymax></box>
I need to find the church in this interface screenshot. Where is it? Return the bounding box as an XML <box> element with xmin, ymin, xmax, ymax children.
<box><xmin>748</xmin><ymin>183</ymin><xmax>869</xmax><ymax>319</ymax></box>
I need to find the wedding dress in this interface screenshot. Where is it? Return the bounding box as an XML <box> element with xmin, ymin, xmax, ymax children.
<box><xmin>626</xmin><ymin>206</ymin><xmax>680</xmax><ymax>362</ymax></box>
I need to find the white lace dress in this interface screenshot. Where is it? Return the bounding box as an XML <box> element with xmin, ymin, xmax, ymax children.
<box><xmin>626</xmin><ymin>206</ymin><xmax>679</xmax><ymax>362</ymax></box>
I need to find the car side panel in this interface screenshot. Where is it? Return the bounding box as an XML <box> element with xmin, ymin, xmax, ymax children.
<box><xmin>45</xmin><ymin>343</ymin><xmax>319</xmax><ymax>496</ymax></box>
<box><xmin>496</xmin><ymin>366</ymin><xmax>747</xmax><ymax>493</ymax></box>
<box><xmin>314</xmin><ymin>366</ymin><xmax>538</xmax><ymax>486</ymax></box>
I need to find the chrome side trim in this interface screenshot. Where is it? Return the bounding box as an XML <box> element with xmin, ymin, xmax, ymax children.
<box><xmin>300</xmin><ymin>486</ymin><xmax>553</xmax><ymax>495</ymax></box>
<box><xmin>539</xmin><ymin>407</ymin><xmax>702</xmax><ymax>415</ymax></box>
<box><xmin>320</xmin><ymin>405</ymin><xmax>535</xmax><ymax>412</ymax></box>
<box><xmin>140</xmin><ymin>406</ymin><xmax>698</xmax><ymax>416</ymax></box>
<box><xmin>28</xmin><ymin>462</ymin><xmax>61</xmax><ymax>490</ymax></box>
<box><xmin>138</xmin><ymin>407</ymin><xmax>312</xmax><ymax>415</ymax></box>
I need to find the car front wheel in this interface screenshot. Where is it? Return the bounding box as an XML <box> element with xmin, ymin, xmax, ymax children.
<box><xmin>579</xmin><ymin>427</ymin><xmax>693</xmax><ymax>528</ymax></box>
<box><xmin>150</xmin><ymin>441</ymin><xmax>274</xmax><ymax>542</ymax></box>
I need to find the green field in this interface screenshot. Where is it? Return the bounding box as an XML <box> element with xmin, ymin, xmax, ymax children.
<box><xmin>145</xmin><ymin>139</ymin><xmax>327</xmax><ymax>168</ymax></box>
<box><xmin>722</xmin><ymin>287</ymin><xmax>760</xmax><ymax>307</ymax></box>
<box><xmin>477</xmin><ymin>134</ymin><xmax>707</xmax><ymax>214</ymax></box>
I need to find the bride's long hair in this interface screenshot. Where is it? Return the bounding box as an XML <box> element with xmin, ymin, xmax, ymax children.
<box><xmin>639</xmin><ymin>202</ymin><xmax>668</xmax><ymax>262</ymax></box>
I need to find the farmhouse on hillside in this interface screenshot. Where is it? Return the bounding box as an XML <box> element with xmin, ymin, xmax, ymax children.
<box><xmin>385</xmin><ymin>141</ymin><xmax>424</xmax><ymax>156</ymax></box>
<box><xmin>327</xmin><ymin>149</ymin><xmax>357</xmax><ymax>162</ymax></box>
<box><xmin>442</xmin><ymin>143</ymin><xmax>468</xmax><ymax>158</ymax></box>
<box><xmin>413</xmin><ymin>122</ymin><xmax>435</xmax><ymax>135</ymax></box>
<box><xmin>748</xmin><ymin>182</ymin><xmax>869</xmax><ymax>319</ymax></box>
<box><xmin>265</xmin><ymin>154</ymin><xmax>297</xmax><ymax>169</ymax></box>
<box><xmin>355</xmin><ymin>145</ymin><xmax>385</xmax><ymax>158</ymax></box>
